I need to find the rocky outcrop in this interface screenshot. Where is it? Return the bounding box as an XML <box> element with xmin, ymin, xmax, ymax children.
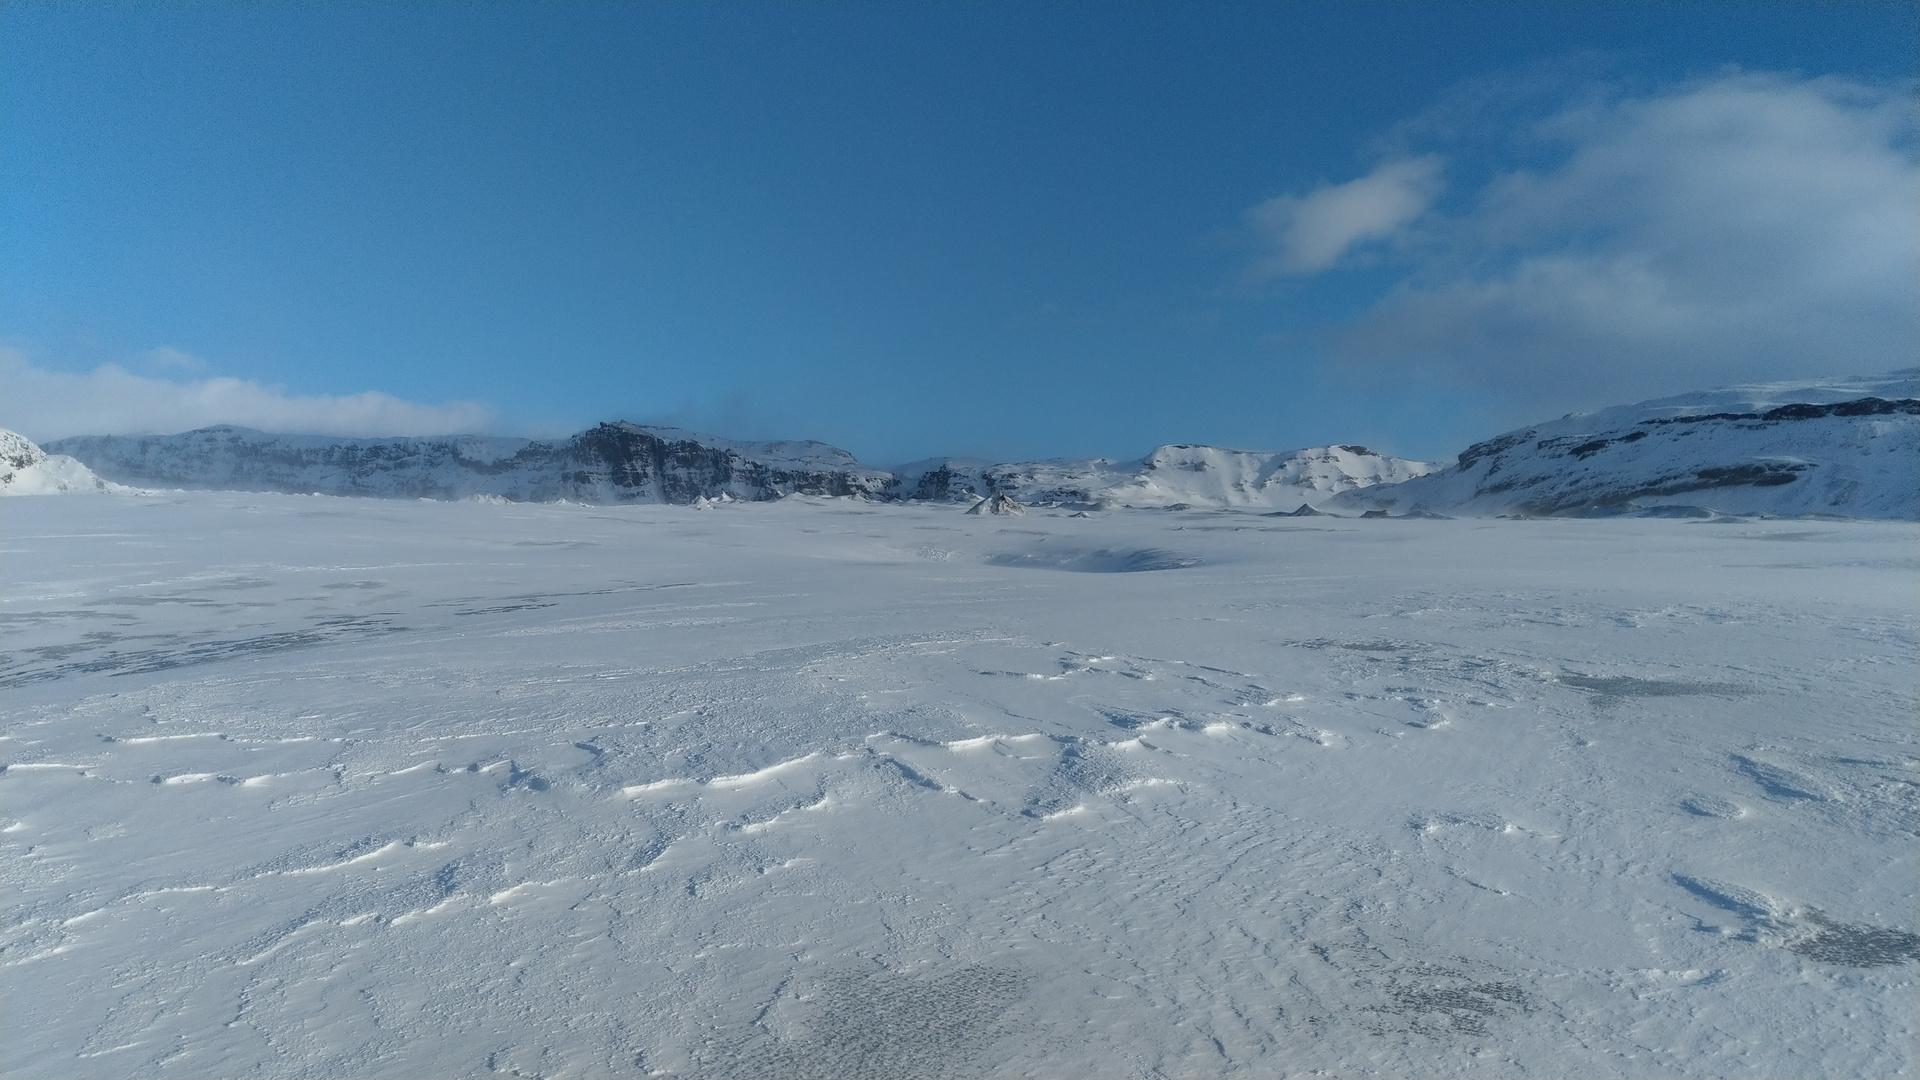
<box><xmin>964</xmin><ymin>494</ymin><xmax>1026</xmax><ymax>516</ymax></box>
<box><xmin>0</xmin><ymin>429</ymin><xmax>130</xmax><ymax>496</ymax></box>
<box><xmin>550</xmin><ymin>423</ymin><xmax>895</xmax><ymax>502</ymax></box>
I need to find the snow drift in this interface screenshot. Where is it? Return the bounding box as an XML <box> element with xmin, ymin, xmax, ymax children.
<box><xmin>5</xmin><ymin>493</ymin><xmax>1915</xmax><ymax>1077</ymax></box>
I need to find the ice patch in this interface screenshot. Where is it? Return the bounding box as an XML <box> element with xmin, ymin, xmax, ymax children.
<box><xmin>986</xmin><ymin>548</ymin><xmax>1200</xmax><ymax>573</ymax></box>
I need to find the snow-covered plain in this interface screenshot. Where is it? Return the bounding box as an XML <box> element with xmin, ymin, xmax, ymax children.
<box><xmin>3</xmin><ymin>493</ymin><xmax>1916</xmax><ymax>1078</ymax></box>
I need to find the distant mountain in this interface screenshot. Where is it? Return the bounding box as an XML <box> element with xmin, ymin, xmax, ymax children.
<box><xmin>1329</xmin><ymin>371</ymin><xmax>1918</xmax><ymax>520</ymax></box>
<box><xmin>48</xmin><ymin>424</ymin><xmax>1434</xmax><ymax>510</ymax></box>
<box><xmin>47</xmin><ymin>422</ymin><xmax>896</xmax><ymax>503</ymax></box>
<box><xmin>897</xmin><ymin>443</ymin><xmax>1436</xmax><ymax>511</ymax></box>
<box><xmin>38</xmin><ymin>371</ymin><xmax>1918</xmax><ymax>518</ymax></box>
<box><xmin>0</xmin><ymin>429</ymin><xmax>132</xmax><ymax>496</ymax></box>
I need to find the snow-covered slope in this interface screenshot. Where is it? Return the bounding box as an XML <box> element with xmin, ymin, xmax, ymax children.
<box><xmin>48</xmin><ymin>423</ymin><xmax>896</xmax><ymax>503</ymax></box>
<box><xmin>900</xmin><ymin>443</ymin><xmax>1436</xmax><ymax>510</ymax></box>
<box><xmin>1332</xmin><ymin>371</ymin><xmax>1919</xmax><ymax>519</ymax></box>
<box><xmin>0</xmin><ymin>429</ymin><xmax>131</xmax><ymax>496</ymax></box>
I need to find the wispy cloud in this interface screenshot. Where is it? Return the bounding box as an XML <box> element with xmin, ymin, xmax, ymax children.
<box><xmin>0</xmin><ymin>346</ymin><xmax>497</xmax><ymax>443</ymax></box>
<box><xmin>1245</xmin><ymin>156</ymin><xmax>1443</xmax><ymax>275</ymax></box>
<box><xmin>1254</xmin><ymin>72</ymin><xmax>1918</xmax><ymax>411</ymax></box>
<box><xmin>144</xmin><ymin>345</ymin><xmax>209</xmax><ymax>373</ymax></box>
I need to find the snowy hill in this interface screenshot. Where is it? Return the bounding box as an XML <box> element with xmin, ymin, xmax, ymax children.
<box><xmin>0</xmin><ymin>429</ymin><xmax>131</xmax><ymax>496</ymax></box>
<box><xmin>48</xmin><ymin>422</ymin><xmax>896</xmax><ymax>503</ymax></box>
<box><xmin>898</xmin><ymin>443</ymin><xmax>1436</xmax><ymax>511</ymax></box>
<box><xmin>1331</xmin><ymin>371</ymin><xmax>1919</xmax><ymax>520</ymax></box>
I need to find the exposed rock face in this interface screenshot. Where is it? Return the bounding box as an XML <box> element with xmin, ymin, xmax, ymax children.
<box><xmin>964</xmin><ymin>494</ymin><xmax>1026</xmax><ymax>516</ymax></box>
<box><xmin>553</xmin><ymin>423</ymin><xmax>895</xmax><ymax>503</ymax></box>
<box><xmin>896</xmin><ymin>459</ymin><xmax>999</xmax><ymax>502</ymax></box>
<box><xmin>48</xmin><ymin>423</ymin><xmax>896</xmax><ymax>504</ymax></box>
<box><xmin>1</xmin><ymin>429</ymin><xmax>37</xmax><ymax>476</ymax></box>
<box><xmin>1330</xmin><ymin>371</ymin><xmax>1919</xmax><ymax>520</ymax></box>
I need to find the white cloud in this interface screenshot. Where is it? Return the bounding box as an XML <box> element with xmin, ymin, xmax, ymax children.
<box><xmin>1246</xmin><ymin>156</ymin><xmax>1443</xmax><ymax>274</ymax></box>
<box><xmin>1276</xmin><ymin>73</ymin><xmax>1919</xmax><ymax>411</ymax></box>
<box><xmin>145</xmin><ymin>345</ymin><xmax>208</xmax><ymax>373</ymax></box>
<box><xmin>0</xmin><ymin>346</ymin><xmax>498</xmax><ymax>443</ymax></box>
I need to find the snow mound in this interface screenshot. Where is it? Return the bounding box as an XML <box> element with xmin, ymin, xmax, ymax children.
<box><xmin>0</xmin><ymin>429</ymin><xmax>132</xmax><ymax>496</ymax></box>
<box><xmin>1332</xmin><ymin>370</ymin><xmax>1919</xmax><ymax>520</ymax></box>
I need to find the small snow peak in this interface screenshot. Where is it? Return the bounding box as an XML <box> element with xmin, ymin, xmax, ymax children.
<box><xmin>965</xmin><ymin>494</ymin><xmax>1027</xmax><ymax>516</ymax></box>
<box><xmin>0</xmin><ymin>429</ymin><xmax>131</xmax><ymax>496</ymax></box>
<box><xmin>2</xmin><ymin>429</ymin><xmax>47</xmax><ymax>472</ymax></box>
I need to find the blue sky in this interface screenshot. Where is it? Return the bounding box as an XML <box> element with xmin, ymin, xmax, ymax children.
<box><xmin>2</xmin><ymin>1</ymin><xmax>1914</xmax><ymax>463</ymax></box>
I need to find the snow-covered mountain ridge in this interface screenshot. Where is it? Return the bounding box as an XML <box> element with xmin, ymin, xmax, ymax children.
<box><xmin>1330</xmin><ymin>370</ymin><xmax>1918</xmax><ymax>520</ymax></box>
<box><xmin>33</xmin><ymin>370</ymin><xmax>1918</xmax><ymax>518</ymax></box>
<box><xmin>47</xmin><ymin>422</ymin><xmax>897</xmax><ymax>504</ymax></box>
<box><xmin>47</xmin><ymin>425</ymin><xmax>1432</xmax><ymax>510</ymax></box>
<box><xmin>897</xmin><ymin>443</ymin><xmax>1434</xmax><ymax>510</ymax></box>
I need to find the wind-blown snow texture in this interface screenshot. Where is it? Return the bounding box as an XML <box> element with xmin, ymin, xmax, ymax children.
<box><xmin>1330</xmin><ymin>371</ymin><xmax>1919</xmax><ymax>520</ymax></box>
<box><xmin>0</xmin><ymin>430</ymin><xmax>130</xmax><ymax>497</ymax></box>
<box><xmin>4</xmin><ymin>494</ymin><xmax>1915</xmax><ymax>1078</ymax></box>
